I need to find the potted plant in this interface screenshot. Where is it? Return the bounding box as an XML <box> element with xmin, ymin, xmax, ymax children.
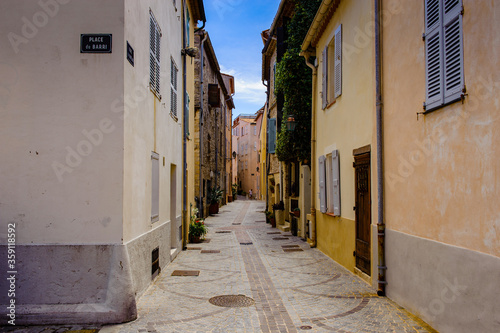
<box><xmin>265</xmin><ymin>210</ymin><xmax>276</xmax><ymax>228</ymax></box>
<box><xmin>231</xmin><ymin>183</ymin><xmax>238</xmax><ymax>201</ymax></box>
<box><xmin>189</xmin><ymin>208</ymin><xmax>207</xmax><ymax>243</ymax></box>
<box><xmin>208</xmin><ymin>187</ymin><xmax>223</xmax><ymax>215</ymax></box>
<box><xmin>293</xmin><ymin>207</ymin><xmax>300</xmax><ymax>217</ymax></box>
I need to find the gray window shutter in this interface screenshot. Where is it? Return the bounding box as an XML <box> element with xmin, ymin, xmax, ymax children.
<box><xmin>331</xmin><ymin>150</ymin><xmax>341</xmax><ymax>216</ymax></box>
<box><xmin>443</xmin><ymin>0</ymin><xmax>464</xmax><ymax>104</ymax></box>
<box><xmin>151</xmin><ymin>152</ymin><xmax>160</xmax><ymax>222</ymax></box>
<box><xmin>334</xmin><ymin>24</ymin><xmax>342</xmax><ymax>98</ymax></box>
<box><xmin>322</xmin><ymin>46</ymin><xmax>328</xmax><ymax>109</ymax></box>
<box><xmin>425</xmin><ymin>0</ymin><xmax>444</xmax><ymax>110</ymax></box>
<box><xmin>319</xmin><ymin>155</ymin><xmax>327</xmax><ymax>214</ymax></box>
<box><xmin>184</xmin><ymin>92</ymin><xmax>190</xmax><ymax>136</ymax></box>
<box><xmin>268</xmin><ymin>118</ymin><xmax>276</xmax><ymax>154</ymax></box>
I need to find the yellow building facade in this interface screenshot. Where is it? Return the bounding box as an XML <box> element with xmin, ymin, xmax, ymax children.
<box><xmin>301</xmin><ymin>0</ymin><xmax>379</xmax><ymax>284</ymax></box>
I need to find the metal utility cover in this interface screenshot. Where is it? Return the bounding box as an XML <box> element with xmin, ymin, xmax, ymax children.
<box><xmin>171</xmin><ymin>270</ymin><xmax>200</xmax><ymax>276</ymax></box>
<box><xmin>209</xmin><ymin>295</ymin><xmax>255</xmax><ymax>308</ymax></box>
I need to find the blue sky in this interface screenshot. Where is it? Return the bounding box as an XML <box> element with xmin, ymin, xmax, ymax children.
<box><xmin>203</xmin><ymin>0</ymin><xmax>281</xmax><ymax>119</ymax></box>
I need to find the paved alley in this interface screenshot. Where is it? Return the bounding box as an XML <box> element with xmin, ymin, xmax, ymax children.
<box><xmin>6</xmin><ymin>200</ymin><xmax>436</xmax><ymax>333</ymax></box>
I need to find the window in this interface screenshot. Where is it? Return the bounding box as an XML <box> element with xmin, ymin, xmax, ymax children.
<box><xmin>171</xmin><ymin>58</ymin><xmax>178</xmax><ymax>118</ymax></box>
<box><xmin>150</xmin><ymin>11</ymin><xmax>161</xmax><ymax>98</ymax></box>
<box><xmin>424</xmin><ymin>0</ymin><xmax>464</xmax><ymax>111</ymax></box>
<box><xmin>319</xmin><ymin>150</ymin><xmax>340</xmax><ymax>215</ymax></box>
<box><xmin>254</xmin><ymin>142</ymin><xmax>257</xmax><ymax>151</ymax></box>
<box><xmin>322</xmin><ymin>24</ymin><xmax>342</xmax><ymax>109</ymax></box>
<box><xmin>185</xmin><ymin>7</ymin><xmax>190</xmax><ymax>46</ymax></box>
<box><xmin>151</xmin><ymin>152</ymin><xmax>160</xmax><ymax>222</ymax></box>
<box><xmin>254</xmin><ymin>127</ymin><xmax>257</xmax><ymax>136</ymax></box>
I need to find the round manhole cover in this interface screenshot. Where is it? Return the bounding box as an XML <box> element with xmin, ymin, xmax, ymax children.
<box><xmin>209</xmin><ymin>295</ymin><xmax>255</xmax><ymax>308</ymax></box>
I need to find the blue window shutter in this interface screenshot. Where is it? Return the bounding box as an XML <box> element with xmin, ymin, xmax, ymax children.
<box><xmin>319</xmin><ymin>155</ymin><xmax>327</xmax><ymax>213</ymax></box>
<box><xmin>425</xmin><ymin>0</ymin><xmax>444</xmax><ymax>110</ymax></box>
<box><xmin>443</xmin><ymin>0</ymin><xmax>464</xmax><ymax>104</ymax></box>
<box><xmin>334</xmin><ymin>24</ymin><xmax>342</xmax><ymax>99</ymax></box>
<box><xmin>322</xmin><ymin>46</ymin><xmax>328</xmax><ymax>109</ymax></box>
<box><xmin>268</xmin><ymin>118</ymin><xmax>276</xmax><ymax>154</ymax></box>
<box><xmin>331</xmin><ymin>150</ymin><xmax>341</xmax><ymax>216</ymax></box>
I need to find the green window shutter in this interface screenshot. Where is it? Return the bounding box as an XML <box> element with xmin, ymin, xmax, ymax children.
<box><xmin>334</xmin><ymin>24</ymin><xmax>342</xmax><ymax>99</ymax></box>
<box><xmin>319</xmin><ymin>155</ymin><xmax>327</xmax><ymax>213</ymax></box>
<box><xmin>268</xmin><ymin>118</ymin><xmax>276</xmax><ymax>154</ymax></box>
<box><xmin>322</xmin><ymin>46</ymin><xmax>328</xmax><ymax>109</ymax></box>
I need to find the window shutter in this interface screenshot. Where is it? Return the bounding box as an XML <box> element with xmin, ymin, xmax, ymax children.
<box><xmin>331</xmin><ymin>150</ymin><xmax>341</xmax><ymax>216</ymax></box>
<box><xmin>319</xmin><ymin>155</ymin><xmax>327</xmax><ymax>213</ymax></box>
<box><xmin>151</xmin><ymin>152</ymin><xmax>160</xmax><ymax>222</ymax></box>
<box><xmin>443</xmin><ymin>0</ymin><xmax>464</xmax><ymax>104</ymax></box>
<box><xmin>150</xmin><ymin>12</ymin><xmax>161</xmax><ymax>98</ymax></box>
<box><xmin>322</xmin><ymin>46</ymin><xmax>328</xmax><ymax>109</ymax></box>
<box><xmin>334</xmin><ymin>24</ymin><xmax>342</xmax><ymax>98</ymax></box>
<box><xmin>425</xmin><ymin>0</ymin><xmax>444</xmax><ymax>110</ymax></box>
<box><xmin>268</xmin><ymin>118</ymin><xmax>276</xmax><ymax>154</ymax></box>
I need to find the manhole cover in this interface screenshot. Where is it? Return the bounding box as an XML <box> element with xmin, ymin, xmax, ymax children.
<box><xmin>209</xmin><ymin>295</ymin><xmax>255</xmax><ymax>308</ymax></box>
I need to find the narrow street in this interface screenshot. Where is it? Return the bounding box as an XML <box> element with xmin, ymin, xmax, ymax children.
<box><xmin>92</xmin><ymin>199</ymin><xmax>433</xmax><ymax>333</ymax></box>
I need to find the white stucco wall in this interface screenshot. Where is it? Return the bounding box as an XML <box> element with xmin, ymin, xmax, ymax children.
<box><xmin>0</xmin><ymin>0</ymin><xmax>125</xmax><ymax>245</ymax></box>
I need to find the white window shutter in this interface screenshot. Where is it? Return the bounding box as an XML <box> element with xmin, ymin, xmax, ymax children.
<box><xmin>151</xmin><ymin>152</ymin><xmax>160</xmax><ymax>222</ymax></box>
<box><xmin>319</xmin><ymin>155</ymin><xmax>327</xmax><ymax>214</ymax></box>
<box><xmin>424</xmin><ymin>0</ymin><xmax>443</xmax><ymax>110</ymax></box>
<box><xmin>322</xmin><ymin>46</ymin><xmax>328</xmax><ymax>109</ymax></box>
<box><xmin>334</xmin><ymin>24</ymin><xmax>342</xmax><ymax>98</ymax></box>
<box><xmin>443</xmin><ymin>0</ymin><xmax>464</xmax><ymax>104</ymax></box>
<box><xmin>331</xmin><ymin>150</ymin><xmax>341</xmax><ymax>216</ymax></box>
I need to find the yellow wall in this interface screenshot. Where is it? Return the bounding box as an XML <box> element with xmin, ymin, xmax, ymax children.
<box><xmin>382</xmin><ymin>0</ymin><xmax>500</xmax><ymax>257</ymax></box>
<box><xmin>313</xmin><ymin>0</ymin><xmax>377</xmax><ymax>276</ymax></box>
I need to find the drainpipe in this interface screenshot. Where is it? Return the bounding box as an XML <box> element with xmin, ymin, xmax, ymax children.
<box><xmin>199</xmin><ymin>31</ymin><xmax>208</xmax><ymax>216</ymax></box>
<box><xmin>182</xmin><ymin>0</ymin><xmax>188</xmax><ymax>249</ymax></box>
<box><xmin>375</xmin><ymin>0</ymin><xmax>386</xmax><ymax>296</ymax></box>
<box><xmin>300</xmin><ymin>50</ymin><xmax>317</xmax><ymax>247</ymax></box>
<box><xmin>262</xmin><ymin>80</ymin><xmax>270</xmax><ymax>210</ymax></box>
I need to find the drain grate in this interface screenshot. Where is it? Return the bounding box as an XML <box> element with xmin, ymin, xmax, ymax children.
<box><xmin>232</xmin><ymin>223</ymin><xmax>241</xmax><ymax>225</ymax></box>
<box><xmin>283</xmin><ymin>248</ymin><xmax>303</xmax><ymax>252</ymax></box>
<box><xmin>186</xmin><ymin>247</ymin><xmax>202</xmax><ymax>250</ymax></box>
<box><xmin>209</xmin><ymin>295</ymin><xmax>255</xmax><ymax>308</ymax></box>
<box><xmin>255</xmin><ymin>220</ymin><xmax>266</xmax><ymax>223</ymax></box>
<box><xmin>201</xmin><ymin>250</ymin><xmax>220</xmax><ymax>254</ymax></box>
<box><xmin>240</xmin><ymin>242</ymin><xmax>253</xmax><ymax>245</ymax></box>
<box><xmin>267</xmin><ymin>232</ymin><xmax>281</xmax><ymax>234</ymax></box>
<box><xmin>273</xmin><ymin>237</ymin><xmax>289</xmax><ymax>240</ymax></box>
<box><xmin>171</xmin><ymin>270</ymin><xmax>200</xmax><ymax>276</ymax></box>
<box><xmin>281</xmin><ymin>245</ymin><xmax>300</xmax><ymax>248</ymax></box>
<box><xmin>216</xmin><ymin>231</ymin><xmax>232</xmax><ymax>233</ymax></box>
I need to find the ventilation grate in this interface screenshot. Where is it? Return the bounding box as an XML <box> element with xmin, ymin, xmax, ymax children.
<box><xmin>152</xmin><ymin>247</ymin><xmax>160</xmax><ymax>278</ymax></box>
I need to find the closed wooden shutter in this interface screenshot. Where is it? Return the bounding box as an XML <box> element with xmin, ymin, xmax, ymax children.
<box><xmin>331</xmin><ymin>150</ymin><xmax>341</xmax><ymax>216</ymax></box>
<box><xmin>319</xmin><ymin>155</ymin><xmax>327</xmax><ymax>214</ymax></box>
<box><xmin>443</xmin><ymin>0</ymin><xmax>464</xmax><ymax>104</ymax></box>
<box><xmin>322</xmin><ymin>46</ymin><xmax>328</xmax><ymax>109</ymax></box>
<box><xmin>334</xmin><ymin>24</ymin><xmax>342</xmax><ymax>99</ymax></box>
<box><xmin>268</xmin><ymin>118</ymin><xmax>276</xmax><ymax>154</ymax></box>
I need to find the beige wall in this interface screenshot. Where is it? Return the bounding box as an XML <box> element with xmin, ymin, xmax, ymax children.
<box><xmin>0</xmin><ymin>0</ymin><xmax>124</xmax><ymax>245</ymax></box>
<box><xmin>312</xmin><ymin>0</ymin><xmax>376</xmax><ymax>276</ymax></box>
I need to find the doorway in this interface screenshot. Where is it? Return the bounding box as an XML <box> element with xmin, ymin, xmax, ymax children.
<box><xmin>354</xmin><ymin>152</ymin><xmax>371</xmax><ymax>276</ymax></box>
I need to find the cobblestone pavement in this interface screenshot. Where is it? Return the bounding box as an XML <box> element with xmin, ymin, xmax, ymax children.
<box><xmin>5</xmin><ymin>200</ymin><xmax>437</xmax><ymax>333</ymax></box>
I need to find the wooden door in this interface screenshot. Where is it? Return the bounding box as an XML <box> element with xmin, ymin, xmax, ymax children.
<box><xmin>354</xmin><ymin>153</ymin><xmax>371</xmax><ymax>275</ymax></box>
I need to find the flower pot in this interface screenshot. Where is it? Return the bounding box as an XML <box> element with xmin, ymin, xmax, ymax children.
<box><xmin>293</xmin><ymin>211</ymin><xmax>300</xmax><ymax>217</ymax></box>
<box><xmin>189</xmin><ymin>235</ymin><xmax>203</xmax><ymax>243</ymax></box>
<box><xmin>209</xmin><ymin>203</ymin><xmax>219</xmax><ymax>215</ymax></box>
<box><xmin>270</xmin><ymin>217</ymin><xmax>276</xmax><ymax>228</ymax></box>
<box><xmin>228</xmin><ymin>196</ymin><xmax>233</xmax><ymax>203</ymax></box>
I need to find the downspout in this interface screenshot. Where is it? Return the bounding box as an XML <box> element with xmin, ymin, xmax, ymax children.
<box><xmin>182</xmin><ymin>0</ymin><xmax>188</xmax><ymax>249</ymax></box>
<box><xmin>199</xmin><ymin>31</ymin><xmax>208</xmax><ymax>216</ymax></box>
<box><xmin>262</xmin><ymin>80</ymin><xmax>270</xmax><ymax>210</ymax></box>
<box><xmin>300</xmin><ymin>50</ymin><xmax>317</xmax><ymax>247</ymax></box>
<box><xmin>375</xmin><ymin>0</ymin><xmax>386</xmax><ymax>296</ymax></box>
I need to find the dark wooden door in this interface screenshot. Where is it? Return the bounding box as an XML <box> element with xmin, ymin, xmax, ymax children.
<box><xmin>354</xmin><ymin>153</ymin><xmax>371</xmax><ymax>275</ymax></box>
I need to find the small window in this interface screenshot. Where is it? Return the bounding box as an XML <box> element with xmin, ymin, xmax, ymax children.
<box><xmin>150</xmin><ymin>11</ymin><xmax>161</xmax><ymax>99</ymax></box>
<box><xmin>171</xmin><ymin>58</ymin><xmax>178</xmax><ymax>118</ymax></box>
<box><xmin>254</xmin><ymin>142</ymin><xmax>257</xmax><ymax>151</ymax></box>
